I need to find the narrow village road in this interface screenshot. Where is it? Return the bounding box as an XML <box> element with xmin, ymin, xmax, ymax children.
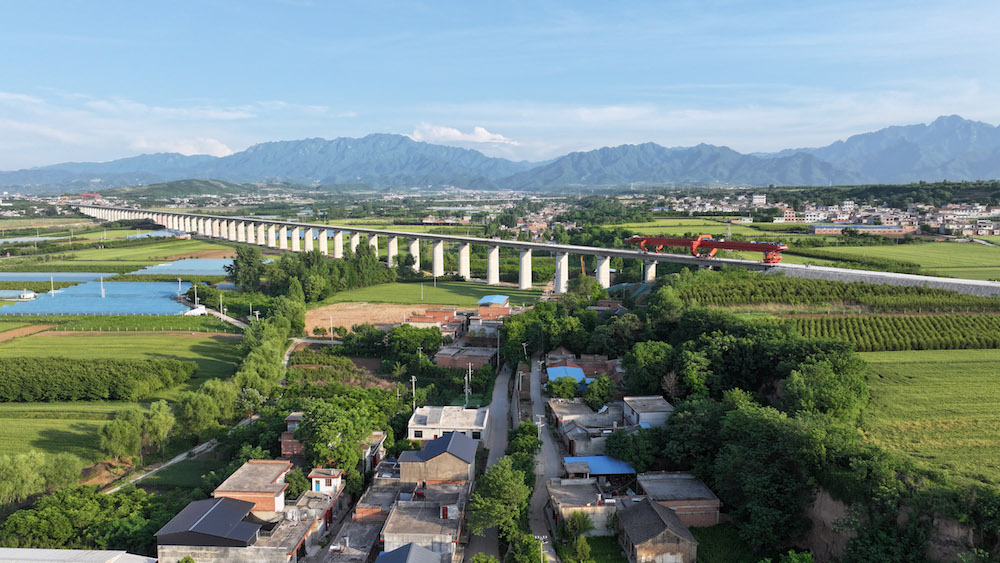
<box><xmin>465</xmin><ymin>363</ymin><xmax>512</xmax><ymax>561</ymax></box>
<box><xmin>529</xmin><ymin>355</ymin><xmax>561</xmax><ymax>562</ymax></box>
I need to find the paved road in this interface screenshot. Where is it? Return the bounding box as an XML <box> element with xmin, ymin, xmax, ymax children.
<box><xmin>528</xmin><ymin>355</ymin><xmax>561</xmax><ymax>562</ymax></box>
<box><xmin>465</xmin><ymin>364</ymin><xmax>513</xmax><ymax>561</ymax></box>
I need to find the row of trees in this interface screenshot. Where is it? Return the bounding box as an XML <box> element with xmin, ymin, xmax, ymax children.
<box><xmin>795</xmin><ymin>314</ymin><xmax>1000</xmax><ymax>352</ymax></box>
<box><xmin>0</xmin><ymin>358</ymin><xmax>195</xmax><ymax>402</ymax></box>
<box><xmin>98</xmin><ymin>402</ymin><xmax>176</xmax><ymax>463</ymax></box>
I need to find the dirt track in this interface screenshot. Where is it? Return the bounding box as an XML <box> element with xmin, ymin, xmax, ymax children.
<box><xmin>305</xmin><ymin>302</ymin><xmax>448</xmax><ymax>333</ymax></box>
<box><xmin>0</xmin><ymin>324</ymin><xmax>53</xmax><ymax>342</ymax></box>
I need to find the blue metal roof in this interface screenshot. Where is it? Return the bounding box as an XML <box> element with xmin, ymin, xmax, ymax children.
<box><xmin>478</xmin><ymin>294</ymin><xmax>509</xmax><ymax>306</ymax></box>
<box><xmin>547</xmin><ymin>365</ymin><xmax>588</xmax><ymax>382</ymax></box>
<box><xmin>564</xmin><ymin>456</ymin><xmax>636</xmax><ymax>475</ymax></box>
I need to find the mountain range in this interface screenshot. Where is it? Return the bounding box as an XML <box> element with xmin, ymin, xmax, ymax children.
<box><xmin>4</xmin><ymin>115</ymin><xmax>1000</xmax><ymax>194</ymax></box>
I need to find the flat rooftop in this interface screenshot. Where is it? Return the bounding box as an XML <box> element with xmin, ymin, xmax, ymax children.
<box><xmin>383</xmin><ymin>503</ymin><xmax>463</xmax><ymax>538</ymax></box>
<box><xmin>358</xmin><ymin>480</ymin><xmax>414</xmax><ymax>512</ymax></box>
<box><xmin>624</xmin><ymin>396</ymin><xmax>674</xmax><ymax>413</ymax></box>
<box><xmin>548</xmin><ymin>399</ymin><xmax>595</xmax><ymax>419</ymax></box>
<box><xmin>410</xmin><ymin>406</ymin><xmax>488</xmax><ymax>429</ymax></box>
<box><xmin>546</xmin><ymin>478</ymin><xmax>603</xmax><ymax>508</ymax></box>
<box><xmin>637</xmin><ymin>472</ymin><xmax>718</xmax><ymax>501</ymax></box>
<box><xmin>214</xmin><ymin>459</ymin><xmax>291</xmax><ymax>495</ymax></box>
<box><xmin>327</xmin><ymin>519</ymin><xmax>382</xmax><ymax>562</ymax></box>
<box><xmin>436</xmin><ymin>346</ymin><xmax>497</xmax><ymax>359</ymax></box>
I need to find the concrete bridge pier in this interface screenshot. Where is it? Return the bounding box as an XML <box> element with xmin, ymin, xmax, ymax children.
<box><xmin>369</xmin><ymin>233</ymin><xmax>379</xmax><ymax>257</ymax></box>
<box><xmin>291</xmin><ymin>227</ymin><xmax>301</xmax><ymax>252</ymax></box>
<box><xmin>486</xmin><ymin>245</ymin><xmax>500</xmax><ymax>286</ymax></box>
<box><xmin>212</xmin><ymin>219</ymin><xmax>221</xmax><ymax>239</ymax></box>
<box><xmin>387</xmin><ymin>236</ymin><xmax>398</xmax><ymax>267</ymax></box>
<box><xmin>304</xmin><ymin>228</ymin><xmax>314</xmax><ymax>252</ymax></box>
<box><xmin>409</xmin><ymin>238</ymin><xmax>420</xmax><ymax>272</ymax></box>
<box><xmin>267</xmin><ymin>225</ymin><xmax>277</xmax><ymax>248</ymax></box>
<box><xmin>555</xmin><ymin>252</ymin><xmax>569</xmax><ymax>293</ymax></box>
<box><xmin>278</xmin><ymin>226</ymin><xmax>288</xmax><ymax>250</ymax></box>
<box><xmin>237</xmin><ymin>221</ymin><xmax>246</xmax><ymax>243</ymax></box>
<box><xmin>246</xmin><ymin>222</ymin><xmax>256</xmax><ymax>244</ymax></box>
<box><xmin>333</xmin><ymin>231</ymin><xmax>344</xmax><ymax>258</ymax></box>
<box><xmin>597</xmin><ymin>256</ymin><xmax>611</xmax><ymax>288</ymax></box>
<box><xmin>432</xmin><ymin>241</ymin><xmax>445</xmax><ymax>278</ymax></box>
<box><xmin>256</xmin><ymin>223</ymin><xmax>266</xmax><ymax>246</ymax></box>
<box><xmin>227</xmin><ymin>220</ymin><xmax>237</xmax><ymax>241</ymax></box>
<box><xmin>350</xmin><ymin>232</ymin><xmax>360</xmax><ymax>253</ymax></box>
<box><xmin>458</xmin><ymin>243</ymin><xmax>471</xmax><ymax>281</ymax></box>
<box><xmin>319</xmin><ymin>230</ymin><xmax>328</xmax><ymax>255</ymax></box>
<box><xmin>643</xmin><ymin>260</ymin><xmax>658</xmax><ymax>282</ymax></box>
<box><xmin>519</xmin><ymin>249</ymin><xmax>532</xmax><ymax>290</ymax></box>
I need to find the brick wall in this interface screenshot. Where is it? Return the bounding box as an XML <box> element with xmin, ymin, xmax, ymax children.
<box><xmin>213</xmin><ymin>491</ymin><xmax>280</xmax><ymax>513</ymax></box>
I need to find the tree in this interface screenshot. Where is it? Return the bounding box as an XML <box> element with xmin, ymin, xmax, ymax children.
<box><xmin>173</xmin><ymin>391</ymin><xmax>222</xmax><ymax>438</ymax></box>
<box><xmin>468</xmin><ymin>456</ymin><xmax>531</xmax><ymax>540</ymax></box>
<box><xmin>507</xmin><ymin>422</ymin><xmax>542</xmax><ymax>455</ymax></box>
<box><xmin>571</xmin><ymin>534</ymin><xmax>593</xmax><ymax>563</ymax></box>
<box><xmin>565</xmin><ymin>511</ymin><xmax>595</xmax><ymax>538</ymax></box>
<box><xmin>144</xmin><ymin>400</ymin><xmax>175</xmax><ymax>453</ymax></box>
<box><xmin>648</xmin><ymin>285</ymin><xmax>684</xmax><ymax>325</ymax></box>
<box><xmin>99</xmin><ymin>417</ymin><xmax>141</xmax><ymax>462</ymax></box>
<box><xmin>567</xmin><ymin>275</ymin><xmax>607</xmax><ymax>300</ymax></box>
<box><xmin>605</xmin><ymin>428</ymin><xmax>662</xmax><ymax>473</ymax></box>
<box><xmin>284</xmin><ymin>468</ymin><xmax>309</xmax><ymax>500</ymax></box>
<box><xmin>547</xmin><ymin>376</ymin><xmax>578</xmax><ymax>399</ymax></box>
<box><xmin>622</xmin><ymin>341</ymin><xmax>674</xmax><ymax>394</ymax></box>
<box><xmin>287</xmin><ymin>277</ymin><xmax>306</xmax><ymax>302</ymax></box>
<box><xmin>506</xmin><ymin>533</ymin><xmax>543</xmax><ymax>563</ymax></box>
<box><xmin>200</xmin><ymin>379</ymin><xmax>240</xmax><ymax>423</ymax></box>
<box><xmin>583</xmin><ymin>375</ymin><xmax>613</xmax><ymax>410</ymax></box>
<box><xmin>271</xmin><ymin>295</ymin><xmax>306</xmax><ymax>336</ymax></box>
<box><xmin>470</xmin><ymin>554</ymin><xmax>500</xmax><ymax>563</ymax></box>
<box><xmin>224</xmin><ymin>244</ymin><xmax>265</xmax><ymax>292</ymax></box>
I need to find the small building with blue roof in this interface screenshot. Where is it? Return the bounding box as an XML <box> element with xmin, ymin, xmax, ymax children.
<box><xmin>477</xmin><ymin>294</ymin><xmax>510</xmax><ymax>307</ymax></box>
<box><xmin>563</xmin><ymin>455</ymin><xmax>636</xmax><ymax>479</ymax></box>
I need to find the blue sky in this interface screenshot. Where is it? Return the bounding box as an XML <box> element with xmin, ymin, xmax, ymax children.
<box><xmin>1</xmin><ymin>0</ymin><xmax>998</xmax><ymax>168</ymax></box>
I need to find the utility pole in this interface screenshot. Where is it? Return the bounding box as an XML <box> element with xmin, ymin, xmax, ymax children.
<box><xmin>411</xmin><ymin>375</ymin><xmax>417</xmax><ymax>411</ymax></box>
<box><xmin>466</xmin><ymin>363</ymin><xmax>472</xmax><ymax>406</ymax></box>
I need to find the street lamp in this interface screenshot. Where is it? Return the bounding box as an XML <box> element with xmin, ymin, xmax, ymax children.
<box><xmin>533</xmin><ymin>535</ymin><xmax>548</xmax><ymax>563</ymax></box>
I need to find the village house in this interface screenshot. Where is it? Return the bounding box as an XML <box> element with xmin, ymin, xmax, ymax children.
<box><xmin>407</xmin><ymin>406</ymin><xmax>490</xmax><ymax>443</ymax></box>
<box><xmin>617</xmin><ymin>497</ymin><xmax>698</xmax><ymax>563</ymax></box>
<box><xmin>623</xmin><ymin>396</ymin><xmax>675</xmax><ymax>428</ymax></box>
<box><xmin>563</xmin><ymin>456</ymin><xmax>636</xmax><ymax>485</ymax></box>
<box><xmin>434</xmin><ymin>345</ymin><xmax>497</xmax><ymax>370</ymax></box>
<box><xmin>544</xmin><ymin>477</ymin><xmax>618</xmax><ymax>537</ymax></box>
<box><xmin>636</xmin><ymin>472</ymin><xmax>721</xmax><ymax>528</ymax></box>
<box><xmin>157</xmin><ymin>459</ymin><xmax>343</xmax><ymax>563</ymax></box>
<box><xmin>546</xmin><ymin>346</ymin><xmax>622</xmax><ymax>381</ymax></box>
<box><xmin>381</xmin><ymin>482</ymin><xmax>470</xmax><ymax>563</ymax></box>
<box><xmin>548</xmin><ymin>398</ymin><xmax>624</xmax><ymax>456</ymax></box>
<box><xmin>399</xmin><ymin>431</ymin><xmax>477</xmax><ymax>484</ymax></box>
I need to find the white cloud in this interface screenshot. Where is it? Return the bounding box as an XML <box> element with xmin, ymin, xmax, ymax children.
<box><xmin>409</xmin><ymin>123</ymin><xmax>519</xmax><ymax>145</ymax></box>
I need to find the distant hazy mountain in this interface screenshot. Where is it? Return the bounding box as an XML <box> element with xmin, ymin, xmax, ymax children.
<box><xmin>502</xmin><ymin>143</ymin><xmax>861</xmax><ymax>188</ymax></box>
<box><xmin>3</xmin><ymin>116</ymin><xmax>1000</xmax><ymax>193</ymax></box>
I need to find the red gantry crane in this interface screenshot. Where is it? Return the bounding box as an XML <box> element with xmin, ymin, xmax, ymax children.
<box><xmin>626</xmin><ymin>234</ymin><xmax>789</xmax><ymax>264</ymax></box>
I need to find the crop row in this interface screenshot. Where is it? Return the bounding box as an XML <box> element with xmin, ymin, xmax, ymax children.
<box><xmin>794</xmin><ymin>314</ymin><xmax>1000</xmax><ymax>352</ymax></box>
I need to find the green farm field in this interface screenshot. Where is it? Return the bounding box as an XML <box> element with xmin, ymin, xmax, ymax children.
<box><xmin>0</xmin><ymin>332</ymin><xmax>242</xmax><ymax>400</ymax></box>
<box><xmin>0</xmin><ymin>402</ymin><xmax>133</xmax><ymax>461</ymax></box>
<box><xmin>609</xmin><ymin>217</ymin><xmax>762</xmax><ymax>236</ymax></box>
<box><xmin>863</xmin><ymin>349</ymin><xmax>1000</xmax><ymax>486</ymax></box>
<box><xmin>56</xmin><ymin>239</ymin><xmax>233</xmax><ymax>261</ymax></box>
<box><xmin>0</xmin><ymin>217</ymin><xmax>96</xmax><ymax>230</ymax></box>
<box><xmin>315</xmin><ymin>280</ymin><xmax>542</xmax><ymax>307</ymax></box>
<box><xmin>814</xmin><ymin>242</ymin><xmax>1000</xmax><ymax>280</ymax></box>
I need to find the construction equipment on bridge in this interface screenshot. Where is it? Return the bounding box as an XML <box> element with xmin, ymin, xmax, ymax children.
<box><xmin>626</xmin><ymin>235</ymin><xmax>789</xmax><ymax>264</ymax></box>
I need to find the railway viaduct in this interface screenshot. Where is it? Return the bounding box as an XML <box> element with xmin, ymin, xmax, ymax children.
<box><xmin>76</xmin><ymin>205</ymin><xmax>1000</xmax><ymax>297</ymax></box>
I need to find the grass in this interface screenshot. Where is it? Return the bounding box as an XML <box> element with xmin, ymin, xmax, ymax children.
<box><xmin>609</xmin><ymin>217</ymin><xmax>763</xmax><ymax>236</ymax></box>
<box><xmin>314</xmin><ymin>280</ymin><xmax>542</xmax><ymax>307</ymax></box>
<box><xmin>54</xmin><ymin>239</ymin><xmax>232</xmax><ymax>261</ymax></box>
<box><xmin>0</xmin><ymin>321</ymin><xmax>28</xmax><ymax>333</ymax></box>
<box><xmin>0</xmin><ymin>332</ymin><xmax>242</xmax><ymax>399</ymax></box>
<box><xmin>862</xmin><ymin>349</ymin><xmax>1000</xmax><ymax>487</ymax></box>
<box><xmin>140</xmin><ymin>456</ymin><xmax>228</xmax><ymax>490</ymax></box>
<box><xmin>586</xmin><ymin>536</ymin><xmax>628</xmax><ymax>563</ymax></box>
<box><xmin>0</xmin><ymin>314</ymin><xmax>236</xmax><ymax>333</ymax></box>
<box><xmin>690</xmin><ymin>524</ymin><xmax>757</xmax><ymax>563</ymax></box>
<box><xmin>813</xmin><ymin>242</ymin><xmax>1000</xmax><ymax>280</ymax></box>
<box><xmin>0</xmin><ymin>218</ymin><xmax>96</xmax><ymax>229</ymax></box>
<box><xmin>0</xmin><ymin>402</ymin><xmax>132</xmax><ymax>461</ymax></box>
